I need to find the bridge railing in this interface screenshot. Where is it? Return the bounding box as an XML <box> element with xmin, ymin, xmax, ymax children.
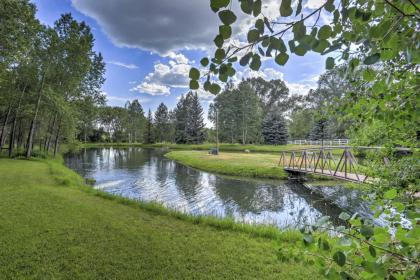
<box><xmin>287</xmin><ymin>139</ymin><xmax>350</xmax><ymax>146</ymax></box>
<box><xmin>278</xmin><ymin>146</ymin><xmax>412</xmax><ymax>183</ymax></box>
<box><xmin>278</xmin><ymin>147</ymin><xmax>368</xmax><ymax>183</ymax></box>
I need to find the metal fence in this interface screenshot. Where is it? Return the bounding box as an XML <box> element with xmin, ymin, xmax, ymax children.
<box><xmin>287</xmin><ymin>139</ymin><xmax>350</xmax><ymax>146</ymax></box>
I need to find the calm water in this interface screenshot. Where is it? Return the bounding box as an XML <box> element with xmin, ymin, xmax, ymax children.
<box><xmin>64</xmin><ymin>147</ymin><xmax>370</xmax><ymax>229</ymax></box>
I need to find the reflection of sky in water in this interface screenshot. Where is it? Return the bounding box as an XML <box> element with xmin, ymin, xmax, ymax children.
<box><xmin>64</xmin><ymin>148</ymin><xmax>368</xmax><ymax>229</ymax></box>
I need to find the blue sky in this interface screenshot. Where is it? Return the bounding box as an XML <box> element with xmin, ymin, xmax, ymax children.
<box><xmin>33</xmin><ymin>0</ymin><xmax>327</xmax><ymax>119</ymax></box>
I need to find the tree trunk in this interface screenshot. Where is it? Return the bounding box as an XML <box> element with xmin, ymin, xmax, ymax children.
<box><xmin>53</xmin><ymin>120</ymin><xmax>62</xmax><ymax>157</ymax></box>
<box><xmin>25</xmin><ymin>73</ymin><xmax>45</xmax><ymax>159</ymax></box>
<box><xmin>0</xmin><ymin>104</ymin><xmax>12</xmax><ymax>151</ymax></box>
<box><xmin>46</xmin><ymin>113</ymin><xmax>57</xmax><ymax>152</ymax></box>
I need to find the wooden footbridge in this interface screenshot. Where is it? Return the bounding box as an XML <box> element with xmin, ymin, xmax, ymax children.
<box><xmin>278</xmin><ymin>146</ymin><xmax>410</xmax><ymax>183</ymax></box>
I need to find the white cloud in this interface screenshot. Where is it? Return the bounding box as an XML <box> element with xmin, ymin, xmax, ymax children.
<box><xmin>107</xmin><ymin>61</ymin><xmax>138</xmax><ymax>69</ymax></box>
<box><xmin>130</xmin><ymin>51</ymin><xmax>194</xmax><ymax>95</ymax></box>
<box><xmin>233</xmin><ymin>67</ymin><xmax>285</xmax><ymax>84</ymax></box>
<box><xmin>131</xmin><ymin>82</ymin><xmax>170</xmax><ymax>96</ymax></box>
<box><xmin>165</xmin><ymin>51</ymin><xmax>189</xmax><ymax>64</ymax></box>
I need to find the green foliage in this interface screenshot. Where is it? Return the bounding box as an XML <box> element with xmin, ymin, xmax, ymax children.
<box><xmin>143</xmin><ymin>109</ymin><xmax>154</xmax><ymax>144</ymax></box>
<box><xmin>174</xmin><ymin>92</ymin><xmax>205</xmax><ymax>144</ymax></box>
<box><xmin>261</xmin><ymin>112</ymin><xmax>288</xmax><ymax>145</ymax></box>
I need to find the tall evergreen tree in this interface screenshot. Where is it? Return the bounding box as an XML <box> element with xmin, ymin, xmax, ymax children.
<box><xmin>154</xmin><ymin>102</ymin><xmax>170</xmax><ymax>143</ymax></box>
<box><xmin>185</xmin><ymin>92</ymin><xmax>205</xmax><ymax>144</ymax></box>
<box><xmin>174</xmin><ymin>92</ymin><xmax>205</xmax><ymax>144</ymax></box>
<box><xmin>143</xmin><ymin>109</ymin><xmax>154</xmax><ymax>144</ymax></box>
<box><xmin>310</xmin><ymin>118</ymin><xmax>329</xmax><ymax>143</ymax></box>
<box><xmin>174</xmin><ymin>95</ymin><xmax>187</xmax><ymax>144</ymax></box>
<box><xmin>261</xmin><ymin>112</ymin><xmax>288</xmax><ymax>145</ymax></box>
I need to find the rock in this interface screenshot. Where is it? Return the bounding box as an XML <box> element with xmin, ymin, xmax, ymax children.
<box><xmin>209</xmin><ymin>148</ymin><xmax>219</xmax><ymax>155</ymax></box>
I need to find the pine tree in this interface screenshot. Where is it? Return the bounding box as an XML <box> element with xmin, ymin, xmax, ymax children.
<box><xmin>154</xmin><ymin>102</ymin><xmax>169</xmax><ymax>143</ymax></box>
<box><xmin>310</xmin><ymin>118</ymin><xmax>329</xmax><ymax>142</ymax></box>
<box><xmin>143</xmin><ymin>109</ymin><xmax>154</xmax><ymax>144</ymax></box>
<box><xmin>174</xmin><ymin>95</ymin><xmax>187</xmax><ymax>144</ymax></box>
<box><xmin>261</xmin><ymin>112</ymin><xmax>288</xmax><ymax>145</ymax></box>
<box><xmin>185</xmin><ymin>92</ymin><xmax>205</xmax><ymax>144</ymax></box>
<box><xmin>174</xmin><ymin>92</ymin><xmax>205</xmax><ymax>144</ymax></box>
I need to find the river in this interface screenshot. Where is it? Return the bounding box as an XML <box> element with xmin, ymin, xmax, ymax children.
<box><xmin>64</xmin><ymin>147</ymin><xmax>371</xmax><ymax>229</ymax></box>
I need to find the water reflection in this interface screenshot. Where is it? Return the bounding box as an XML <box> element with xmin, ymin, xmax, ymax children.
<box><xmin>64</xmin><ymin>147</ymin><xmax>366</xmax><ymax>228</ymax></box>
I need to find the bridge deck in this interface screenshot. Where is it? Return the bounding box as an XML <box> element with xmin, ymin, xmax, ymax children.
<box><xmin>284</xmin><ymin>167</ymin><xmax>367</xmax><ymax>183</ymax></box>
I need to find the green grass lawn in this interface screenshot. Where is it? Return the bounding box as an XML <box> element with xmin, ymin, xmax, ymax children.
<box><xmin>165</xmin><ymin>150</ymin><xmax>289</xmax><ymax>179</ymax></box>
<box><xmin>0</xmin><ymin>158</ymin><xmax>320</xmax><ymax>279</ymax></box>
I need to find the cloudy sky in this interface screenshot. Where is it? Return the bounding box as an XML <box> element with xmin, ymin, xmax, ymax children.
<box><xmin>33</xmin><ymin>0</ymin><xmax>328</xmax><ymax>118</ymax></box>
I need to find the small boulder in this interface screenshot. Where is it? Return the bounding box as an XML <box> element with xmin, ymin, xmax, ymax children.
<box><xmin>209</xmin><ymin>148</ymin><xmax>219</xmax><ymax>155</ymax></box>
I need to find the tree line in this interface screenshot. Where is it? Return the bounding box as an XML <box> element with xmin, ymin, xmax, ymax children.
<box><xmin>0</xmin><ymin>1</ymin><xmax>105</xmax><ymax>158</ymax></box>
<box><xmin>84</xmin><ymin>91</ymin><xmax>205</xmax><ymax>145</ymax></box>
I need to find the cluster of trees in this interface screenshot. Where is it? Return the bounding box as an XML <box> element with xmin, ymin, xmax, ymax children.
<box><xmin>209</xmin><ymin>78</ymin><xmax>291</xmax><ymax>145</ymax></box>
<box><xmin>289</xmin><ymin>67</ymin><xmax>353</xmax><ymax>141</ymax></box>
<box><xmin>0</xmin><ymin>1</ymin><xmax>105</xmax><ymax>157</ymax></box>
<box><xmin>86</xmin><ymin>91</ymin><xmax>205</xmax><ymax>145</ymax></box>
<box><xmin>208</xmin><ymin>75</ymin><xmax>351</xmax><ymax>145</ymax></box>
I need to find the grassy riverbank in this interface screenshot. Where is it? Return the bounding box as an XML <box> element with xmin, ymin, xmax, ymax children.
<box><xmin>0</xmin><ymin>157</ymin><xmax>319</xmax><ymax>279</ymax></box>
<box><xmin>79</xmin><ymin>142</ymin><xmax>314</xmax><ymax>153</ymax></box>
<box><xmin>166</xmin><ymin>150</ymin><xmax>289</xmax><ymax>179</ymax></box>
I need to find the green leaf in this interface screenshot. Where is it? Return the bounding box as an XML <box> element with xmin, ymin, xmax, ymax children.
<box><xmin>295</xmin><ymin>0</ymin><xmax>303</xmax><ymax>15</ymax></box>
<box><xmin>210</xmin><ymin>0</ymin><xmax>230</xmax><ymax>12</ymax></box>
<box><xmin>294</xmin><ymin>45</ymin><xmax>307</xmax><ymax>56</ymax></box>
<box><xmin>360</xmin><ymin>225</ymin><xmax>374</xmax><ymax>239</ymax></box>
<box><xmin>270</xmin><ymin>37</ymin><xmax>286</xmax><ymax>52</ymax></box>
<box><xmin>333</xmin><ymin>251</ymin><xmax>346</xmax><ymax>267</ymax></box>
<box><xmin>313</xmin><ymin>39</ymin><xmax>329</xmax><ymax>53</ymax></box>
<box><xmin>209</xmin><ymin>83</ymin><xmax>221</xmax><ymax>94</ymax></box>
<box><xmin>215</xmin><ymin>48</ymin><xmax>226</xmax><ymax>60</ymax></box>
<box><xmin>253</xmin><ymin>0</ymin><xmax>262</xmax><ymax>16</ymax></box>
<box><xmin>326</xmin><ymin>57</ymin><xmax>335</xmax><ymax>70</ymax></box>
<box><xmin>249</xmin><ymin>54</ymin><xmax>261</xmax><ymax>71</ymax></box>
<box><xmin>292</xmin><ymin>21</ymin><xmax>306</xmax><ymax>40</ymax></box>
<box><xmin>363</xmin><ymin>53</ymin><xmax>380</xmax><ymax>65</ymax></box>
<box><xmin>362</xmin><ymin>68</ymin><xmax>376</xmax><ymax>81</ymax></box>
<box><xmin>318</xmin><ymin>25</ymin><xmax>332</xmax><ymax>40</ymax></box>
<box><xmin>189</xmin><ymin>68</ymin><xmax>200</xmax><ymax>80</ymax></box>
<box><xmin>338</xmin><ymin>212</ymin><xmax>351</xmax><ymax>221</ymax></box>
<box><xmin>189</xmin><ymin>80</ymin><xmax>199</xmax><ymax>89</ymax></box>
<box><xmin>325</xmin><ymin>0</ymin><xmax>335</xmax><ymax>12</ymax></box>
<box><xmin>203</xmin><ymin>80</ymin><xmax>211</xmax><ymax>91</ymax></box>
<box><xmin>279</xmin><ymin>0</ymin><xmax>292</xmax><ymax>17</ymax></box>
<box><xmin>255</xmin><ymin>19</ymin><xmax>264</xmax><ymax>33</ymax></box>
<box><xmin>247</xmin><ymin>29</ymin><xmax>260</xmax><ymax>43</ymax></box>
<box><xmin>228</xmin><ymin>56</ymin><xmax>237</xmax><ymax>63</ymax></box>
<box><xmin>200</xmin><ymin>58</ymin><xmax>209</xmax><ymax>67</ymax></box>
<box><xmin>218</xmin><ymin>10</ymin><xmax>237</xmax><ymax>25</ymax></box>
<box><xmin>368</xmin><ymin>245</ymin><xmax>376</xmax><ymax>257</ymax></box>
<box><xmin>275</xmin><ymin>53</ymin><xmax>289</xmax><ymax>65</ymax></box>
<box><xmin>214</xmin><ymin>35</ymin><xmax>224</xmax><ymax>48</ymax></box>
<box><xmin>383</xmin><ymin>189</ymin><xmax>397</xmax><ymax>200</ymax></box>
<box><xmin>239</xmin><ymin>53</ymin><xmax>252</xmax><ymax>66</ymax></box>
<box><xmin>322</xmin><ymin>239</ymin><xmax>330</xmax><ymax>251</ymax></box>
<box><xmin>219</xmin><ymin>25</ymin><xmax>232</xmax><ymax>39</ymax></box>
<box><xmin>240</xmin><ymin>0</ymin><xmax>252</xmax><ymax>14</ymax></box>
